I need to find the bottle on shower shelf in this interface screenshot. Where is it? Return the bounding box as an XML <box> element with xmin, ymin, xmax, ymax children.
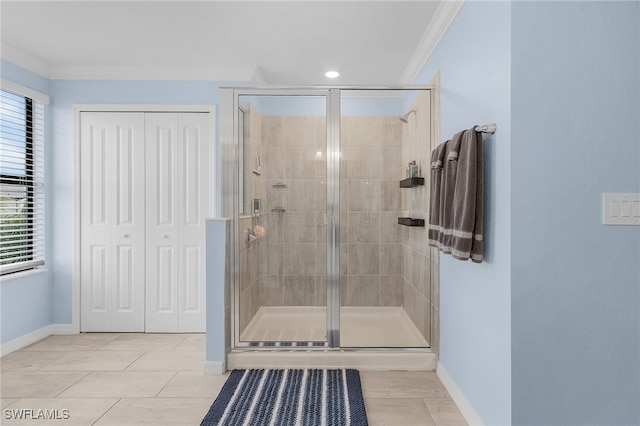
<box><xmin>409</xmin><ymin>160</ymin><xmax>420</xmax><ymax>177</ymax></box>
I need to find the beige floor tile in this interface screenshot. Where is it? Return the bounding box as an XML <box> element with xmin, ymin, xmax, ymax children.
<box><xmin>1</xmin><ymin>397</ymin><xmax>118</xmax><ymax>425</ymax></box>
<box><xmin>126</xmin><ymin>351</ymin><xmax>204</xmax><ymax>371</ymax></box>
<box><xmin>59</xmin><ymin>371</ymin><xmax>177</xmax><ymax>398</ymax></box>
<box><xmin>365</xmin><ymin>398</ymin><xmax>435</xmax><ymax>426</ymax></box>
<box><xmin>173</xmin><ymin>334</ymin><xmax>206</xmax><ymax>351</ymax></box>
<box><xmin>1</xmin><ymin>351</ymin><xmax>68</xmax><ymax>371</ymax></box>
<box><xmin>424</xmin><ymin>399</ymin><xmax>467</xmax><ymax>425</ymax></box>
<box><xmin>42</xmin><ymin>351</ymin><xmax>144</xmax><ymax>371</ymax></box>
<box><xmin>360</xmin><ymin>371</ymin><xmax>450</xmax><ymax>399</ymax></box>
<box><xmin>156</xmin><ymin>371</ymin><xmax>229</xmax><ymax>398</ymax></box>
<box><xmin>1</xmin><ymin>334</ymin><xmax>461</xmax><ymax>426</ymax></box>
<box><xmin>22</xmin><ymin>334</ymin><xmax>121</xmax><ymax>352</ymax></box>
<box><xmin>1</xmin><ymin>372</ymin><xmax>87</xmax><ymax>398</ymax></box>
<box><xmin>1</xmin><ymin>398</ymin><xmax>18</xmax><ymax>409</ymax></box>
<box><xmin>93</xmin><ymin>397</ymin><xmax>213</xmax><ymax>425</ymax></box>
<box><xmin>100</xmin><ymin>334</ymin><xmax>187</xmax><ymax>351</ymax></box>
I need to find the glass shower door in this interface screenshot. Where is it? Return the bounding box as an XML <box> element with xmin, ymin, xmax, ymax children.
<box><xmin>338</xmin><ymin>89</ymin><xmax>431</xmax><ymax>348</ymax></box>
<box><xmin>231</xmin><ymin>88</ymin><xmax>434</xmax><ymax>349</ymax></box>
<box><xmin>235</xmin><ymin>91</ymin><xmax>330</xmax><ymax>346</ymax></box>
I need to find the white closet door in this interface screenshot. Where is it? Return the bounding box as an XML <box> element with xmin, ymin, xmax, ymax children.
<box><xmin>145</xmin><ymin>113</ymin><xmax>209</xmax><ymax>332</ymax></box>
<box><xmin>80</xmin><ymin>112</ymin><xmax>146</xmax><ymax>332</ymax></box>
<box><xmin>176</xmin><ymin>113</ymin><xmax>210</xmax><ymax>332</ymax></box>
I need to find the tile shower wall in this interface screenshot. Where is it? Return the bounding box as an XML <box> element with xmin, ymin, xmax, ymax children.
<box><xmin>238</xmin><ymin>104</ymin><xmax>266</xmax><ymax>334</ymax></box>
<box><xmin>239</xmin><ymin>215</ymin><xmax>259</xmax><ymax>333</ymax></box>
<box><xmin>340</xmin><ymin>116</ymin><xmax>405</xmax><ymax>307</ymax></box>
<box><xmin>260</xmin><ymin>114</ymin><xmax>328</xmax><ymax>309</ymax></box>
<box><xmin>400</xmin><ymin>90</ymin><xmax>437</xmax><ymax>347</ymax></box>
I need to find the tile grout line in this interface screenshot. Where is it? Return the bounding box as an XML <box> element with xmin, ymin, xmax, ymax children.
<box><xmin>421</xmin><ymin>398</ymin><xmax>439</xmax><ymax>426</ymax></box>
<box><xmin>152</xmin><ymin>370</ymin><xmax>180</xmax><ymax>398</ymax></box>
<box><xmin>91</xmin><ymin>397</ymin><xmax>122</xmax><ymax>426</ymax></box>
<box><xmin>123</xmin><ymin>347</ymin><xmax>151</xmax><ymax>371</ymax></box>
<box><xmin>54</xmin><ymin>371</ymin><xmax>91</xmax><ymax>398</ymax></box>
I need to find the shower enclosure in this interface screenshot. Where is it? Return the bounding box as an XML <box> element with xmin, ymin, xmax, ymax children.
<box><xmin>221</xmin><ymin>87</ymin><xmax>439</xmax><ymax>367</ymax></box>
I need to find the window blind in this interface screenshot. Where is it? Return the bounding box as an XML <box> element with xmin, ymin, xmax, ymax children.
<box><xmin>0</xmin><ymin>89</ymin><xmax>45</xmax><ymax>275</ymax></box>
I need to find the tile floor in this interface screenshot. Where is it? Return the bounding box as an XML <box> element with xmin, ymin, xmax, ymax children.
<box><xmin>1</xmin><ymin>333</ymin><xmax>466</xmax><ymax>425</ymax></box>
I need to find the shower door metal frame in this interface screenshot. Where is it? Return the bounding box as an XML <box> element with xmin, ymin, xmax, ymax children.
<box><xmin>222</xmin><ymin>86</ymin><xmax>436</xmax><ymax>351</ymax></box>
<box><xmin>225</xmin><ymin>88</ymin><xmax>336</xmax><ymax>349</ymax></box>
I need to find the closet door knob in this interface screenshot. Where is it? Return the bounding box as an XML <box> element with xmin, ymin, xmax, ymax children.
<box><xmin>121</xmin><ymin>233</ymin><xmax>129</xmax><ymax>238</ymax></box>
<box><xmin>162</xmin><ymin>234</ymin><xmax>169</xmax><ymax>239</ymax></box>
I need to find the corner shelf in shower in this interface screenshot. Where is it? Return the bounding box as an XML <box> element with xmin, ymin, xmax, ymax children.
<box><xmin>399</xmin><ymin>177</ymin><xmax>424</xmax><ymax>188</ymax></box>
<box><xmin>397</xmin><ymin>217</ymin><xmax>425</xmax><ymax>227</ymax></box>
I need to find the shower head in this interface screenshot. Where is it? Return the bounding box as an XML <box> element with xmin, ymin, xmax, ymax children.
<box><xmin>252</xmin><ymin>170</ymin><xmax>262</xmax><ymax>176</ymax></box>
<box><xmin>400</xmin><ymin>108</ymin><xmax>417</xmax><ymax>123</ymax></box>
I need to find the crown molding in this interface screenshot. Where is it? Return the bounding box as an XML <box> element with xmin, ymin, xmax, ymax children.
<box><xmin>1</xmin><ymin>42</ymin><xmax>51</xmax><ymax>78</ymax></box>
<box><xmin>45</xmin><ymin>64</ymin><xmax>256</xmax><ymax>81</ymax></box>
<box><xmin>1</xmin><ymin>43</ymin><xmax>255</xmax><ymax>81</ymax></box>
<box><xmin>399</xmin><ymin>0</ymin><xmax>465</xmax><ymax>84</ymax></box>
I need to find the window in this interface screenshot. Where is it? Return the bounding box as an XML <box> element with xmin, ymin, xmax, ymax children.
<box><xmin>0</xmin><ymin>88</ymin><xmax>45</xmax><ymax>275</ymax></box>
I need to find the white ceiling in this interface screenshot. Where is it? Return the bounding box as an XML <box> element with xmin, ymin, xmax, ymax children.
<box><xmin>0</xmin><ymin>1</ymin><xmax>462</xmax><ymax>85</ymax></box>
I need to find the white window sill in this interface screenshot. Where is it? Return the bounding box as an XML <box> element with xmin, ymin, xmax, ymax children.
<box><xmin>0</xmin><ymin>268</ymin><xmax>48</xmax><ymax>283</ymax></box>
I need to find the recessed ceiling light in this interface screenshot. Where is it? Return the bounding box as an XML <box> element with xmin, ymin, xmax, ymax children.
<box><xmin>325</xmin><ymin>71</ymin><xmax>340</xmax><ymax>78</ymax></box>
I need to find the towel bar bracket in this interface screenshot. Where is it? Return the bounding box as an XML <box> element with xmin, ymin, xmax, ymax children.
<box><xmin>475</xmin><ymin>123</ymin><xmax>496</xmax><ymax>134</ymax></box>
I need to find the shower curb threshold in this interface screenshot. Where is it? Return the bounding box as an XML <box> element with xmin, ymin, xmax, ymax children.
<box><xmin>227</xmin><ymin>349</ymin><xmax>436</xmax><ymax>371</ymax></box>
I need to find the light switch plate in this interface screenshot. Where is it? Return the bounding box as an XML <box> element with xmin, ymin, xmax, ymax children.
<box><xmin>603</xmin><ymin>193</ymin><xmax>640</xmax><ymax>225</ymax></box>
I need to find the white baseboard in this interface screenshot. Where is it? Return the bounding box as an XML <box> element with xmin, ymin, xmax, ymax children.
<box><xmin>436</xmin><ymin>361</ymin><xmax>484</xmax><ymax>426</ymax></box>
<box><xmin>1</xmin><ymin>323</ymin><xmax>78</xmax><ymax>356</ymax></box>
<box><xmin>204</xmin><ymin>361</ymin><xmax>226</xmax><ymax>375</ymax></box>
<box><xmin>52</xmin><ymin>323</ymin><xmax>77</xmax><ymax>335</ymax></box>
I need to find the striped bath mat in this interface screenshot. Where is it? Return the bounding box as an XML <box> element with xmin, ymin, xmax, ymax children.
<box><xmin>201</xmin><ymin>369</ymin><xmax>368</xmax><ymax>426</ymax></box>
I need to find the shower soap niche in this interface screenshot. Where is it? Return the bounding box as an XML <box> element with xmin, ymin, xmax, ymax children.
<box><xmin>398</xmin><ymin>217</ymin><xmax>425</xmax><ymax>227</ymax></box>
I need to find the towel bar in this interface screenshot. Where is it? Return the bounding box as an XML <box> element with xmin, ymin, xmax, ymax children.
<box><xmin>475</xmin><ymin>123</ymin><xmax>496</xmax><ymax>134</ymax></box>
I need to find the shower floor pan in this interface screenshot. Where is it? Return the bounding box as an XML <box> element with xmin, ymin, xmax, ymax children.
<box><xmin>231</xmin><ymin>306</ymin><xmax>435</xmax><ymax>371</ymax></box>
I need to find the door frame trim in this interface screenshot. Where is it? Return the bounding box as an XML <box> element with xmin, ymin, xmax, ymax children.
<box><xmin>72</xmin><ymin>104</ymin><xmax>216</xmax><ymax>334</ymax></box>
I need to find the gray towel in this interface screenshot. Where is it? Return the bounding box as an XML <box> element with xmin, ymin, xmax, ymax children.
<box><xmin>428</xmin><ymin>140</ymin><xmax>448</xmax><ymax>246</ymax></box>
<box><xmin>428</xmin><ymin>127</ymin><xmax>484</xmax><ymax>263</ymax></box>
<box><xmin>449</xmin><ymin>128</ymin><xmax>483</xmax><ymax>262</ymax></box>
<box><xmin>428</xmin><ymin>130</ymin><xmax>463</xmax><ymax>250</ymax></box>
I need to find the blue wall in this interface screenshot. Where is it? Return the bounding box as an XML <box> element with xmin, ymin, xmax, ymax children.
<box><xmin>254</xmin><ymin>92</ymin><xmax>407</xmax><ymax>116</ymax></box>
<box><xmin>414</xmin><ymin>2</ymin><xmax>512</xmax><ymax>424</ymax></box>
<box><xmin>412</xmin><ymin>1</ymin><xmax>639</xmax><ymax>424</ymax></box>
<box><xmin>1</xmin><ymin>60</ymin><xmax>53</xmax><ymax>345</ymax></box>
<box><xmin>206</xmin><ymin>219</ymin><xmax>228</xmax><ymax>366</ymax></box>
<box><xmin>1</xmin><ymin>273</ymin><xmax>52</xmax><ymax>344</ymax></box>
<box><xmin>511</xmin><ymin>2</ymin><xmax>640</xmax><ymax>424</ymax></box>
<box><xmin>0</xmin><ymin>68</ymin><xmax>244</xmax><ymax>337</ymax></box>
<box><xmin>47</xmin><ymin>79</ymin><xmax>237</xmax><ymax>324</ymax></box>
